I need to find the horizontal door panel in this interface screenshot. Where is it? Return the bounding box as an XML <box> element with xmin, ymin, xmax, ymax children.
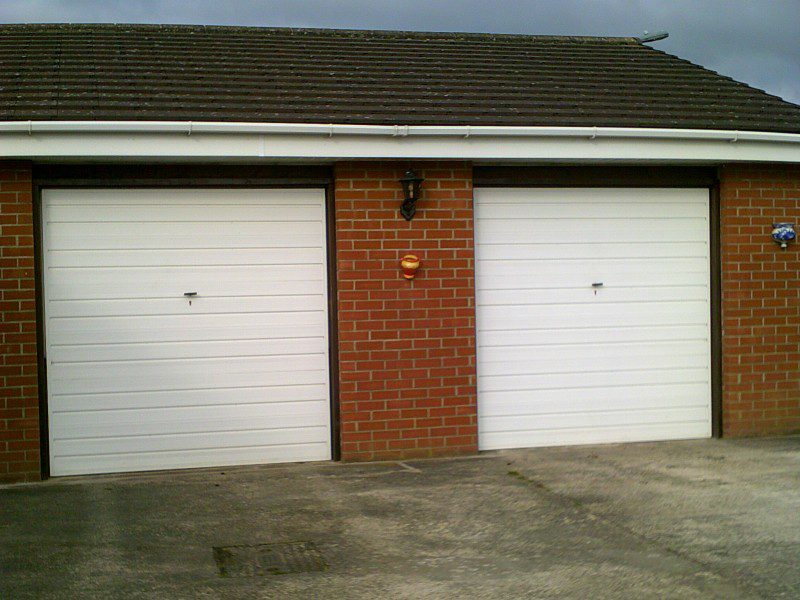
<box><xmin>479</xmin><ymin>367</ymin><xmax>710</xmax><ymax>393</ymax></box>
<box><xmin>46</xmin><ymin>264</ymin><xmax>324</xmax><ymax>286</ymax></box>
<box><xmin>476</xmin><ymin>202</ymin><xmax>708</xmax><ymax>220</ymax></box>
<box><xmin>481</xmin><ymin>406</ymin><xmax>710</xmax><ymax>433</ymax></box>
<box><xmin>47</xmin><ymin>247</ymin><xmax>325</xmax><ymax>268</ymax></box>
<box><xmin>477</xmin><ymin>285</ymin><xmax>709</xmax><ymax>305</ymax></box>
<box><xmin>46</xmin><ymin>312</ymin><xmax>327</xmax><ymax>344</ymax></box>
<box><xmin>477</xmin><ymin>270</ymin><xmax>708</xmax><ymax>290</ymax></box>
<box><xmin>477</xmin><ymin>257</ymin><xmax>709</xmax><ymax>278</ymax></box>
<box><xmin>479</xmin><ymin>301</ymin><xmax>709</xmax><ymax>330</ymax></box>
<box><xmin>476</xmin><ymin>241</ymin><xmax>708</xmax><ymax>261</ymax></box>
<box><xmin>48</xmin><ymin>219</ymin><xmax>322</xmax><ymax>241</ymax></box>
<box><xmin>44</xmin><ymin>188</ymin><xmax>324</xmax><ymax>206</ymax></box>
<box><xmin>479</xmin><ymin>382</ymin><xmax>710</xmax><ymax>415</ymax></box>
<box><xmin>49</xmin><ymin>353</ymin><xmax>327</xmax><ymax>380</ymax></box>
<box><xmin>46</xmin><ymin>294</ymin><xmax>324</xmax><ymax>318</ymax></box>
<box><xmin>50</xmin><ymin>366</ymin><xmax>328</xmax><ymax>395</ymax></box>
<box><xmin>52</xmin><ymin>426</ymin><xmax>329</xmax><ymax>458</ymax></box>
<box><xmin>477</xmin><ymin>218</ymin><xmax>708</xmax><ymax>244</ymax></box>
<box><xmin>479</xmin><ymin>421</ymin><xmax>711</xmax><ymax>451</ymax></box>
<box><xmin>47</xmin><ymin>203</ymin><xmax>322</xmax><ymax>223</ymax></box>
<box><xmin>478</xmin><ymin>324</ymin><xmax>709</xmax><ymax>347</ymax></box>
<box><xmin>480</xmin><ymin>354</ymin><xmax>708</xmax><ymax>377</ymax></box>
<box><xmin>52</xmin><ymin>384</ymin><xmax>328</xmax><ymax>412</ymax></box>
<box><xmin>51</xmin><ymin>442</ymin><xmax>331</xmax><ymax>477</ymax></box>
<box><xmin>46</xmin><ymin>232</ymin><xmax>323</xmax><ymax>250</ymax></box>
<box><xmin>480</xmin><ymin>339</ymin><xmax>708</xmax><ymax>361</ymax></box>
<box><xmin>52</xmin><ymin>400</ymin><xmax>331</xmax><ymax>439</ymax></box>
<box><xmin>46</xmin><ymin>278</ymin><xmax>323</xmax><ymax>301</ymax></box>
<box><xmin>474</xmin><ymin>188</ymin><xmax>708</xmax><ymax>206</ymax></box>
<box><xmin>49</xmin><ymin>337</ymin><xmax>328</xmax><ymax>363</ymax></box>
<box><xmin>46</xmin><ymin>323</ymin><xmax>325</xmax><ymax>345</ymax></box>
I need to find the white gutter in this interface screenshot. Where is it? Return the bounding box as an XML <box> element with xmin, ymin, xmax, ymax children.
<box><xmin>1</xmin><ymin>120</ymin><xmax>800</xmax><ymax>144</ymax></box>
<box><xmin>1</xmin><ymin>121</ymin><xmax>799</xmax><ymax>163</ymax></box>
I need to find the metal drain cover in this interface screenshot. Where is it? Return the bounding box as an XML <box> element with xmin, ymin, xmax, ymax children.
<box><xmin>213</xmin><ymin>541</ymin><xmax>326</xmax><ymax>577</ymax></box>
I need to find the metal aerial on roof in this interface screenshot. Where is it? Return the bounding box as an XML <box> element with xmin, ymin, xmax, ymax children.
<box><xmin>636</xmin><ymin>30</ymin><xmax>669</xmax><ymax>43</ymax></box>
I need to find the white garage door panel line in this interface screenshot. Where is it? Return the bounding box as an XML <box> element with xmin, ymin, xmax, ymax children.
<box><xmin>478</xmin><ymin>274</ymin><xmax>709</xmax><ymax>288</ymax></box>
<box><xmin>482</xmin><ymin>403</ymin><xmax>711</xmax><ymax>420</ymax></box>
<box><xmin>56</xmin><ymin>440</ymin><xmax>330</xmax><ymax>459</ymax></box>
<box><xmin>481</xmin><ymin>294</ymin><xmax>708</xmax><ymax>308</ymax></box>
<box><xmin>48</xmin><ymin>189</ymin><xmax>321</xmax><ymax>203</ymax></box>
<box><xmin>44</xmin><ymin>187</ymin><xmax>331</xmax><ymax>475</ymax></box>
<box><xmin>47</xmin><ymin>309</ymin><xmax>325</xmax><ymax>321</ymax></box>
<box><xmin>479</xmin><ymin>338</ymin><xmax>709</xmax><ymax>353</ymax></box>
<box><xmin>478</xmin><ymin>425</ymin><xmax>710</xmax><ymax>451</ymax></box>
<box><xmin>47</xmin><ymin>211</ymin><xmax>324</xmax><ymax>222</ymax></box>
<box><xmin>52</xmin><ymin>397</ymin><xmax>329</xmax><ymax>414</ymax></box>
<box><xmin>51</xmin><ymin>351</ymin><xmax>327</xmax><ymax>366</ymax></box>
<box><xmin>53</xmin><ymin>423</ymin><xmax>329</xmax><ymax>442</ymax></box>
<box><xmin>52</xmin><ymin>372</ymin><xmax>328</xmax><ymax>395</ymax></box>
<box><xmin>478</xmin><ymin>257</ymin><xmax>709</xmax><ymax>265</ymax></box>
<box><xmin>478</xmin><ymin>366</ymin><xmax>711</xmax><ymax>382</ymax></box>
<box><xmin>47</xmin><ymin>303</ymin><xmax>326</xmax><ymax>319</ymax></box>
<box><xmin>481</xmin><ymin>394</ymin><xmax>708</xmax><ymax>414</ymax></box>
<box><xmin>52</xmin><ymin>443</ymin><xmax>331</xmax><ymax>477</ymax></box>
<box><xmin>49</xmin><ymin>352</ymin><xmax>325</xmax><ymax>368</ymax></box>
<box><xmin>50</xmin><ymin>341</ymin><xmax>324</xmax><ymax>356</ymax></box>
<box><xmin>480</xmin><ymin>421</ymin><xmax>710</xmax><ymax>438</ymax></box>
<box><xmin>479</xmin><ymin>322</ymin><xmax>708</xmax><ymax>332</ymax></box>
<box><xmin>56</xmin><ymin>429</ymin><xmax>328</xmax><ymax>453</ymax></box>
<box><xmin>48</xmin><ymin>251</ymin><xmax>326</xmax><ymax>268</ymax></box>
<box><xmin>51</xmin><ymin>385</ymin><xmax>327</xmax><ymax>411</ymax></box>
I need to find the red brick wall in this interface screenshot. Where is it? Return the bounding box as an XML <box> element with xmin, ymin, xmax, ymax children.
<box><xmin>0</xmin><ymin>162</ymin><xmax>39</xmax><ymax>482</ymax></box>
<box><xmin>334</xmin><ymin>161</ymin><xmax>478</xmax><ymax>460</ymax></box>
<box><xmin>720</xmin><ymin>164</ymin><xmax>800</xmax><ymax>437</ymax></box>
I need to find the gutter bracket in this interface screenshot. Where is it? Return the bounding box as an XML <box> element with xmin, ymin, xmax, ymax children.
<box><xmin>27</xmin><ymin>120</ymin><xmax>32</xmax><ymax>136</ymax></box>
<box><xmin>187</xmin><ymin>121</ymin><xmax>193</xmax><ymax>136</ymax></box>
<box><xmin>589</xmin><ymin>127</ymin><xmax>598</xmax><ymax>140</ymax></box>
<box><xmin>464</xmin><ymin>126</ymin><xmax>471</xmax><ymax>139</ymax></box>
<box><xmin>730</xmin><ymin>131</ymin><xmax>739</xmax><ymax>143</ymax></box>
<box><xmin>328</xmin><ymin>124</ymin><xmax>334</xmax><ymax>138</ymax></box>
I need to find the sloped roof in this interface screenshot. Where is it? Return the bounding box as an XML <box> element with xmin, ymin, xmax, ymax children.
<box><xmin>1</xmin><ymin>23</ymin><xmax>799</xmax><ymax>133</ymax></box>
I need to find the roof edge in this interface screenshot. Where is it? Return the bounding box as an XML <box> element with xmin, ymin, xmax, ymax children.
<box><xmin>0</xmin><ymin>22</ymin><xmax>640</xmax><ymax>43</ymax></box>
<box><xmin>2</xmin><ymin>120</ymin><xmax>799</xmax><ymax>144</ymax></box>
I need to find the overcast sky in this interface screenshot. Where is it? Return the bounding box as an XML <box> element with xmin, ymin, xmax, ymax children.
<box><xmin>2</xmin><ymin>0</ymin><xmax>798</xmax><ymax>104</ymax></box>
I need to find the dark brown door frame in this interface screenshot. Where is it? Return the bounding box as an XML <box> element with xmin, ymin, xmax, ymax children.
<box><xmin>32</xmin><ymin>163</ymin><xmax>341</xmax><ymax>479</ymax></box>
<box><xmin>473</xmin><ymin>165</ymin><xmax>722</xmax><ymax>438</ymax></box>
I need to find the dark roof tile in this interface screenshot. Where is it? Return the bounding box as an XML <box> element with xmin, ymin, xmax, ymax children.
<box><xmin>1</xmin><ymin>23</ymin><xmax>799</xmax><ymax>133</ymax></box>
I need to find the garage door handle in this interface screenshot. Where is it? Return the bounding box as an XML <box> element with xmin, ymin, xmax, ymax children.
<box><xmin>591</xmin><ymin>282</ymin><xmax>604</xmax><ymax>288</ymax></box>
<box><xmin>183</xmin><ymin>292</ymin><xmax>198</xmax><ymax>297</ymax></box>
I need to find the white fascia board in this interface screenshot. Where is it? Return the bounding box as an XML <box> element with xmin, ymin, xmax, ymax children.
<box><xmin>0</xmin><ymin>121</ymin><xmax>799</xmax><ymax>163</ymax></box>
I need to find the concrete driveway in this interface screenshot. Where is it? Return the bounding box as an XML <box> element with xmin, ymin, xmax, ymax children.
<box><xmin>1</xmin><ymin>437</ymin><xmax>798</xmax><ymax>599</ymax></box>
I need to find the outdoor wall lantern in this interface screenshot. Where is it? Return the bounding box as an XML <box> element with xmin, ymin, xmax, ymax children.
<box><xmin>771</xmin><ymin>222</ymin><xmax>796</xmax><ymax>249</ymax></box>
<box><xmin>399</xmin><ymin>170</ymin><xmax>425</xmax><ymax>221</ymax></box>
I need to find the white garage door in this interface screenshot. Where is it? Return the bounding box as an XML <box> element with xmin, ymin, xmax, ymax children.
<box><xmin>475</xmin><ymin>188</ymin><xmax>711</xmax><ymax>450</ymax></box>
<box><xmin>43</xmin><ymin>188</ymin><xmax>331</xmax><ymax>476</ymax></box>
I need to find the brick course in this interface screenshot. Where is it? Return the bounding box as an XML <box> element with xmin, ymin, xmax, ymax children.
<box><xmin>0</xmin><ymin>161</ymin><xmax>39</xmax><ymax>482</ymax></box>
<box><xmin>334</xmin><ymin>161</ymin><xmax>478</xmax><ymax>460</ymax></box>
<box><xmin>720</xmin><ymin>164</ymin><xmax>800</xmax><ymax>437</ymax></box>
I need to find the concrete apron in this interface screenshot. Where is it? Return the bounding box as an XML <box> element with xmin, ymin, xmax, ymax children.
<box><xmin>1</xmin><ymin>437</ymin><xmax>798</xmax><ymax>599</ymax></box>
